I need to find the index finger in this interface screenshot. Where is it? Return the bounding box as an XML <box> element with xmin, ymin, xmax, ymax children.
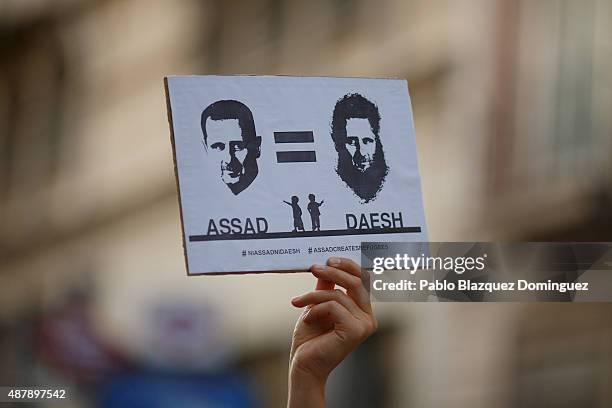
<box><xmin>327</xmin><ymin>257</ymin><xmax>362</xmax><ymax>277</ymax></box>
<box><xmin>328</xmin><ymin>258</ymin><xmax>372</xmax><ymax>313</ymax></box>
<box><xmin>311</xmin><ymin>257</ymin><xmax>372</xmax><ymax>314</ymax></box>
<box><xmin>315</xmin><ymin>277</ymin><xmax>334</xmax><ymax>291</ymax></box>
<box><xmin>313</xmin><ymin>257</ymin><xmax>361</xmax><ymax>290</ymax></box>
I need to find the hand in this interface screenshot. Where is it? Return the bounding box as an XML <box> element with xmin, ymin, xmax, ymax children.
<box><xmin>287</xmin><ymin>257</ymin><xmax>377</xmax><ymax>408</ymax></box>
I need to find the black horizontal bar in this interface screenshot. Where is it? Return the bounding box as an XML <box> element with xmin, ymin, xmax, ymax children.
<box><xmin>189</xmin><ymin>226</ymin><xmax>422</xmax><ymax>242</ymax></box>
<box><xmin>274</xmin><ymin>131</ymin><xmax>314</xmax><ymax>143</ymax></box>
<box><xmin>276</xmin><ymin>151</ymin><xmax>317</xmax><ymax>163</ymax></box>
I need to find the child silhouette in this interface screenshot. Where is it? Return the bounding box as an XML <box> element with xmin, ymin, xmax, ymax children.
<box><xmin>307</xmin><ymin>194</ymin><xmax>324</xmax><ymax>231</ymax></box>
<box><xmin>283</xmin><ymin>196</ymin><xmax>305</xmax><ymax>232</ymax></box>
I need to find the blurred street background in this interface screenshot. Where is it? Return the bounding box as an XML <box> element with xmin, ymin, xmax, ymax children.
<box><xmin>1</xmin><ymin>0</ymin><xmax>612</xmax><ymax>406</ymax></box>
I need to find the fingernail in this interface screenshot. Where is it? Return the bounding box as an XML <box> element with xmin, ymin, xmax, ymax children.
<box><xmin>291</xmin><ymin>295</ymin><xmax>301</xmax><ymax>303</ymax></box>
<box><xmin>311</xmin><ymin>264</ymin><xmax>325</xmax><ymax>272</ymax></box>
<box><xmin>328</xmin><ymin>257</ymin><xmax>340</xmax><ymax>266</ymax></box>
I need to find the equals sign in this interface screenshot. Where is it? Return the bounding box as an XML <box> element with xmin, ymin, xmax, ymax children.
<box><xmin>274</xmin><ymin>131</ymin><xmax>316</xmax><ymax>163</ymax></box>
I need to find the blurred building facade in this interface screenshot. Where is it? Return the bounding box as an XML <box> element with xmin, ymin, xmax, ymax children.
<box><xmin>1</xmin><ymin>0</ymin><xmax>612</xmax><ymax>407</ymax></box>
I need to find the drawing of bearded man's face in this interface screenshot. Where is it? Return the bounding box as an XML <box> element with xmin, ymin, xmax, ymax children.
<box><xmin>332</xmin><ymin>94</ymin><xmax>388</xmax><ymax>203</ymax></box>
<box><xmin>345</xmin><ymin>118</ymin><xmax>377</xmax><ymax>172</ymax></box>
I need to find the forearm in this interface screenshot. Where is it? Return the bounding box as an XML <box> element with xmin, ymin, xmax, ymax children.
<box><xmin>287</xmin><ymin>368</ymin><xmax>326</xmax><ymax>408</ymax></box>
<box><xmin>287</xmin><ymin>258</ymin><xmax>377</xmax><ymax>408</ymax></box>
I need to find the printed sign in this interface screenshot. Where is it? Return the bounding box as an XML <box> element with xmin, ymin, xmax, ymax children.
<box><xmin>164</xmin><ymin>75</ymin><xmax>427</xmax><ymax>274</ymax></box>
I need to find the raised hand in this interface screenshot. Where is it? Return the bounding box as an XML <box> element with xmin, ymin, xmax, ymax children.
<box><xmin>287</xmin><ymin>257</ymin><xmax>377</xmax><ymax>408</ymax></box>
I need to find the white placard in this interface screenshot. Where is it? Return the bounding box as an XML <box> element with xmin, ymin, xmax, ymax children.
<box><xmin>165</xmin><ymin>75</ymin><xmax>427</xmax><ymax>274</ymax></box>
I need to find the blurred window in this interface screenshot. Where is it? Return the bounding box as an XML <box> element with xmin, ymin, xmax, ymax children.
<box><xmin>515</xmin><ymin>304</ymin><xmax>612</xmax><ymax>407</ymax></box>
<box><xmin>330</xmin><ymin>0</ymin><xmax>360</xmax><ymax>40</ymax></box>
<box><xmin>0</xmin><ymin>20</ymin><xmax>67</xmax><ymax>199</ymax></box>
<box><xmin>268</xmin><ymin>0</ymin><xmax>285</xmax><ymax>46</ymax></box>
<box><xmin>489</xmin><ymin>0</ymin><xmax>609</xmax><ymax>194</ymax></box>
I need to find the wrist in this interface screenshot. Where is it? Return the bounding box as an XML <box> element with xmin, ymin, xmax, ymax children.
<box><xmin>289</xmin><ymin>364</ymin><xmax>327</xmax><ymax>388</ymax></box>
<box><xmin>287</xmin><ymin>364</ymin><xmax>326</xmax><ymax>408</ymax></box>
